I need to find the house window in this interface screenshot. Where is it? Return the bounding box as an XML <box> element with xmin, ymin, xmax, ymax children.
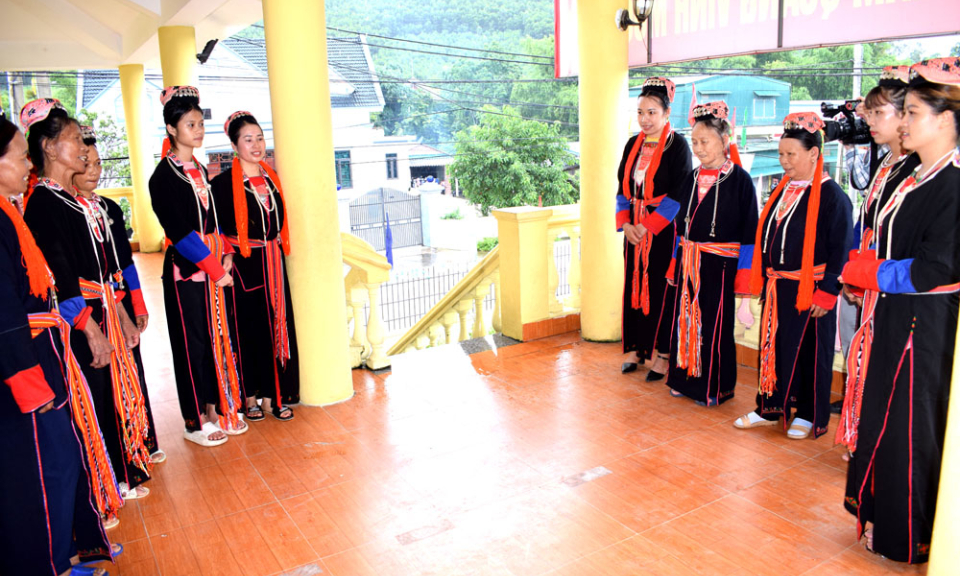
<box><xmin>335</xmin><ymin>150</ymin><xmax>352</xmax><ymax>188</ymax></box>
<box><xmin>386</xmin><ymin>153</ymin><xmax>398</xmax><ymax>179</ymax></box>
<box><xmin>753</xmin><ymin>97</ymin><xmax>776</xmax><ymax>120</ymax></box>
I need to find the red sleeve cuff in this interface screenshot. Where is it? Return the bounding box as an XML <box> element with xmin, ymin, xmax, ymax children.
<box><xmin>196</xmin><ymin>253</ymin><xmax>227</xmax><ymax>281</ymax></box>
<box><xmin>665</xmin><ymin>256</ymin><xmax>676</xmax><ymax>281</ymax></box>
<box><xmin>812</xmin><ymin>289</ymin><xmax>838</xmax><ymax>310</ymax></box>
<box><xmin>222</xmin><ymin>235</ymin><xmax>236</xmax><ymax>255</ymax></box>
<box><xmin>734</xmin><ymin>269</ymin><xmax>752</xmax><ymax>295</ymax></box>
<box><xmin>113</xmin><ymin>290</ymin><xmax>126</xmax><ymax>303</ymax></box>
<box><xmin>842</xmin><ymin>258</ymin><xmax>883</xmax><ymax>292</ymax></box>
<box><xmin>6</xmin><ymin>365</ymin><xmax>55</xmax><ymax>413</ymax></box>
<box><xmin>130</xmin><ymin>289</ymin><xmax>148</xmax><ymax>317</ymax></box>
<box><xmin>616</xmin><ymin>209</ymin><xmax>630</xmax><ymax>232</ymax></box>
<box><xmin>73</xmin><ymin>307</ymin><xmax>93</xmax><ymax>331</ymax></box>
<box><xmin>640</xmin><ymin>212</ymin><xmax>670</xmax><ymax>236</ymax></box>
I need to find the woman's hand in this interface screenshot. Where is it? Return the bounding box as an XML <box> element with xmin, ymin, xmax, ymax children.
<box><xmin>810</xmin><ymin>304</ymin><xmax>829</xmax><ymax>319</ymax></box>
<box><xmin>223</xmin><ymin>254</ymin><xmax>234</xmax><ymax>275</ymax></box>
<box><xmin>842</xmin><ymin>285</ymin><xmax>863</xmax><ymax>308</ymax></box>
<box><xmin>82</xmin><ymin>321</ymin><xmax>114</xmax><ymax>368</ymax></box>
<box><xmin>136</xmin><ymin>314</ymin><xmax>149</xmax><ymax>332</ymax></box>
<box><xmin>117</xmin><ymin>305</ymin><xmax>140</xmax><ymax>349</ymax></box>
<box><xmin>216</xmin><ymin>272</ymin><xmax>234</xmax><ymax>288</ymax></box>
<box><xmin>622</xmin><ymin>223</ymin><xmax>647</xmax><ymax>246</ymax></box>
<box><xmin>38</xmin><ymin>400</ymin><xmax>54</xmax><ymax>414</ymax></box>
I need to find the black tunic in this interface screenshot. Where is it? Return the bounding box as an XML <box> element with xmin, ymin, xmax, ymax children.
<box><xmin>149</xmin><ymin>157</ymin><xmax>240</xmax><ymax>431</ymax></box>
<box><xmin>844</xmin><ymin>154</ymin><xmax>960</xmax><ymax>564</ymax></box>
<box><xmin>211</xmin><ymin>167</ymin><xmax>301</xmax><ymax>405</ymax></box>
<box><xmin>754</xmin><ymin>177</ymin><xmax>852</xmax><ymax>437</ymax></box>
<box><xmin>0</xmin><ymin>206</ymin><xmax>110</xmax><ymax>574</ymax></box>
<box><xmin>666</xmin><ymin>163</ymin><xmax>759</xmax><ymax>405</ymax></box>
<box><xmin>25</xmin><ymin>183</ymin><xmax>150</xmax><ymax>489</ymax></box>
<box><xmin>616</xmin><ymin>131</ymin><xmax>692</xmax><ymax>360</ymax></box>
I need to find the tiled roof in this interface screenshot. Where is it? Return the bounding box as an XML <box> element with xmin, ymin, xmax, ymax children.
<box><xmin>79</xmin><ymin>34</ymin><xmax>383</xmax><ymax>111</ymax></box>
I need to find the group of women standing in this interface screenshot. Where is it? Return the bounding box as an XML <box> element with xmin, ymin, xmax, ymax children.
<box><xmin>0</xmin><ymin>85</ymin><xmax>300</xmax><ymax>575</ymax></box>
<box><xmin>618</xmin><ymin>60</ymin><xmax>960</xmax><ymax>564</ymax></box>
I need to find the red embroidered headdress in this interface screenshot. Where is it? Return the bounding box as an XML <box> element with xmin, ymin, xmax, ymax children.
<box><xmin>909</xmin><ymin>57</ymin><xmax>960</xmax><ymax>87</ymax></box>
<box><xmin>750</xmin><ymin>112</ymin><xmax>827</xmax><ymax>311</ymax></box>
<box><xmin>20</xmin><ymin>98</ymin><xmax>66</xmax><ymax>134</ymax></box>
<box><xmin>225</xmin><ymin>111</ymin><xmax>291</xmax><ymax>258</ymax></box>
<box><xmin>160</xmin><ymin>85</ymin><xmax>200</xmax><ymax>106</ymax></box>
<box><xmin>879</xmin><ymin>65</ymin><xmax>910</xmax><ymax>88</ymax></box>
<box><xmin>80</xmin><ymin>125</ymin><xmax>96</xmax><ymax>143</ymax></box>
<box><xmin>641</xmin><ymin>76</ymin><xmax>676</xmax><ymax>103</ymax></box>
<box><xmin>691</xmin><ymin>100</ymin><xmax>742</xmax><ymax>167</ymax></box>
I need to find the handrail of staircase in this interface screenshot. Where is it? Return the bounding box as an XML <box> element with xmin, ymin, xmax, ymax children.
<box><xmin>341</xmin><ymin>232</ymin><xmax>392</xmax><ymax>369</ymax></box>
<box><xmin>387</xmin><ymin>245</ymin><xmax>501</xmax><ymax>356</ymax></box>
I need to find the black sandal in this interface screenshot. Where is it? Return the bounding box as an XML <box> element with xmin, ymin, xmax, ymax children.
<box><xmin>245</xmin><ymin>405</ymin><xmax>265</xmax><ymax>421</ymax></box>
<box><xmin>270</xmin><ymin>405</ymin><xmax>294</xmax><ymax>421</ymax></box>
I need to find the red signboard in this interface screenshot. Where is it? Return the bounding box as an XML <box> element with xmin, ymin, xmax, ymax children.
<box><xmin>556</xmin><ymin>0</ymin><xmax>960</xmax><ymax>77</ymax></box>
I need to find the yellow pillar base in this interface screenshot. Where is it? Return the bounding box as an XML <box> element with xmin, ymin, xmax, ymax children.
<box><xmin>262</xmin><ymin>0</ymin><xmax>353</xmax><ymax>406</ymax></box>
<box><xmin>493</xmin><ymin>207</ymin><xmax>553</xmax><ymax>341</ymax></box>
<box><xmin>929</xmin><ymin>305</ymin><xmax>960</xmax><ymax>573</ymax></box>
<box><xmin>118</xmin><ymin>64</ymin><xmax>164</xmax><ymax>252</ymax></box>
<box><xmin>577</xmin><ymin>0</ymin><xmax>629</xmax><ymax>343</ymax></box>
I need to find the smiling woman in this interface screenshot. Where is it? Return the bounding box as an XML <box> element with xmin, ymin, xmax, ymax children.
<box><xmin>211</xmin><ymin>111</ymin><xmax>300</xmax><ymax>423</ymax></box>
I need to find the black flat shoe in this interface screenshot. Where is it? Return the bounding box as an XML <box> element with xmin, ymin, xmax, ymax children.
<box><xmin>621</xmin><ymin>362</ymin><xmax>638</xmax><ymax>374</ymax></box>
<box><xmin>645</xmin><ymin>370</ymin><xmax>665</xmax><ymax>382</ymax></box>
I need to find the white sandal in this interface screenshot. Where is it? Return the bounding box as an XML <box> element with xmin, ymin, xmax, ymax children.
<box><xmin>787</xmin><ymin>418</ymin><xmax>813</xmax><ymax>439</ymax></box>
<box><xmin>183</xmin><ymin>421</ymin><xmax>228</xmax><ymax>447</ymax></box>
<box><xmin>118</xmin><ymin>482</ymin><xmax>150</xmax><ymax>499</ymax></box>
<box><xmin>733</xmin><ymin>411</ymin><xmax>779</xmax><ymax>429</ymax></box>
<box><xmin>217</xmin><ymin>413</ymin><xmax>249</xmax><ymax>436</ymax></box>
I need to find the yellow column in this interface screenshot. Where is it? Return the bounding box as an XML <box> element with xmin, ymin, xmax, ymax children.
<box><xmin>157</xmin><ymin>26</ymin><xmax>198</xmax><ymax>86</ymax></box>
<box><xmin>929</xmin><ymin>313</ymin><xmax>960</xmax><ymax>573</ymax></box>
<box><xmin>577</xmin><ymin>0</ymin><xmax>629</xmax><ymax>342</ymax></box>
<box><xmin>261</xmin><ymin>0</ymin><xmax>353</xmax><ymax>405</ymax></box>
<box><xmin>118</xmin><ymin>64</ymin><xmax>164</xmax><ymax>252</ymax></box>
<box><xmin>493</xmin><ymin>207</ymin><xmax>553</xmax><ymax>341</ymax></box>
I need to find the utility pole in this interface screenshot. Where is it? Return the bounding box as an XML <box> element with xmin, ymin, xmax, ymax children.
<box><xmin>852</xmin><ymin>43</ymin><xmax>864</xmax><ymax>99</ymax></box>
<box><xmin>7</xmin><ymin>73</ymin><xmax>25</xmax><ymax>127</ymax></box>
<box><xmin>35</xmin><ymin>72</ymin><xmax>53</xmax><ymax>99</ymax></box>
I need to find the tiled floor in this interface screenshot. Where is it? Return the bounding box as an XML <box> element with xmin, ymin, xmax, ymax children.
<box><xmin>87</xmin><ymin>253</ymin><xmax>926</xmax><ymax>575</ymax></box>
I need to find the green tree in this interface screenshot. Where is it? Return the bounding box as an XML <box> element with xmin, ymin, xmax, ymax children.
<box><xmin>78</xmin><ymin>110</ymin><xmax>131</xmax><ymax>188</ymax></box>
<box><xmin>451</xmin><ymin>106</ymin><xmax>577</xmax><ymax>215</ymax></box>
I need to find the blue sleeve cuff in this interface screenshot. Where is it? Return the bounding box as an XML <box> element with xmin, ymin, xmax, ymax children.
<box><xmin>852</xmin><ymin>222</ymin><xmax>863</xmax><ymax>251</ymax></box>
<box><xmin>877</xmin><ymin>259</ymin><xmax>916</xmax><ymax>293</ymax></box>
<box><xmin>174</xmin><ymin>232</ymin><xmax>213</xmax><ymax>265</ymax></box>
<box><xmin>653</xmin><ymin>197</ymin><xmax>681</xmax><ymax>224</ymax></box>
<box><xmin>616</xmin><ymin>194</ymin><xmax>630</xmax><ymax>213</ymax></box>
<box><xmin>123</xmin><ymin>263</ymin><xmax>141</xmax><ymax>291</ymax></box>
<box><xmin>60</xmin><ymin>296</ymin><xmax>87</xmax><ymax>326</ymax></box>
<box><xmin>737</xmin><ymin>245</ymin><xmax>754</xmax><ymax>270</ymax></box>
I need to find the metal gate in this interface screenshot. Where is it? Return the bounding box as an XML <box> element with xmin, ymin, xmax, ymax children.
<box><xmin>349</xmin><ymin>188</ymin><xmax>422</xmax><ymax>251</ymax></box>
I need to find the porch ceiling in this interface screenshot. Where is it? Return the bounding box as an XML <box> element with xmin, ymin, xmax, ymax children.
<box><xmin>0</xmin><ymin>0</ymin><xmax>263</xmax><ymax>71</ymax></box>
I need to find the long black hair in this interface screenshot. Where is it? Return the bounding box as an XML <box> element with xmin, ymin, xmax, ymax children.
<box><xmin>26</xmin><ymin>107</ymin><xmax>77</xmax><ymax>175</ymax></box>
<box><xmin>163</xmin><ymin>95</ymin><xmax>203</xmax><ymax>148</ymax></box>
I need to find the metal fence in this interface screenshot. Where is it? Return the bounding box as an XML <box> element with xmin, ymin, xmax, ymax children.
<box><xmin>349</xmin><ymin>188</ymin><xmax>423</xmax><ymax>251</ymax></box>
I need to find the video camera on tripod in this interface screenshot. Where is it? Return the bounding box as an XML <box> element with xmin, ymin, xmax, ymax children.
<box><xmin>821</xmin><ymin>100</ymin><xmax>872</xmax><ymax>145</ymax></box>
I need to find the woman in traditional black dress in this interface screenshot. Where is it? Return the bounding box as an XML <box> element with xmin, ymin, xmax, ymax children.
<box><xmin>212</xmin><ymin>112</ymin><xmax>300</xmax><ymax>420</ymax></box>
<box><xmin>841</xmin><ymin>58</ymin><xmax>960</xmax><ymax>564</ymax></box>
<box><xmin>836</xmin><ymin>66</ymin><xmax>920</xmax><ymax>457</ymax></box>
<box><xmin>616</xmin><ymin>77</ymin><xmax>692</xmax><ymax>380</ymax></box>
<box><xmin>73</xmin><ymin>126</ymin><xmax>165</xmax><ymax>470</ymax></box>
<box><xmin>664</xmin><ymin>101</ymin><xmax>758</xmax><ymax>405</ymax></box>
<box><xmin>734</xmin><ymin>112</ymin><xmax>852</xmax><ymax>439</ymax></box>
<box><xmin>0</xmin><ymin>114</ymin><xmax>114</xmax><ymax>576</ymax></box>
<box><xmin>148</xmin><ymin>86</ymin><xmax>246</xmax><ymax>446</ymax></box>
<box><xmin>22</xmin><ymin>100</ymin><xmax>153</xmax><ymax>514</ymax></box>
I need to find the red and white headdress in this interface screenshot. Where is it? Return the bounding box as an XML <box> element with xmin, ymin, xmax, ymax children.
<box><xmin>783</xmin><ymin>111</ymin><xmax>825</xmax><ymax>134</ymax></box>
<box><xmin>224</xmin><ymin>110</ymin><xmax>255</xmax><ymax>136</ymax></box>
<box><xmin>909</xmin><ymin>57</ymin><xmax>960</xmax><ymax>87</ymax></box>
<box><xmin>879</xmin><ymin>65</ymin><xmax>910</xmax><ymax>88</ymax></box>
<box><xmin>20</xmin><ymin>98</ymin><xmax>66</xmax><ymax>133</ymax></box>
<box><xmin>690</xmin><ymin>100</ymin><xmax>729</xmax><ymax>125</ymax></box>
<box><xmin>80</xmin><ymin>125</ymin><xmax>97</xmax><ymax>143</ymax></box>
<box><xmin>641</xmin><ymin>77</ymin><xmax>676</xmax><ymax>104</ymax></box>
<box><xmin>160</xmin><ymin>85</ymin><xmax>200</xmax><ymax>106</ymax></box>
